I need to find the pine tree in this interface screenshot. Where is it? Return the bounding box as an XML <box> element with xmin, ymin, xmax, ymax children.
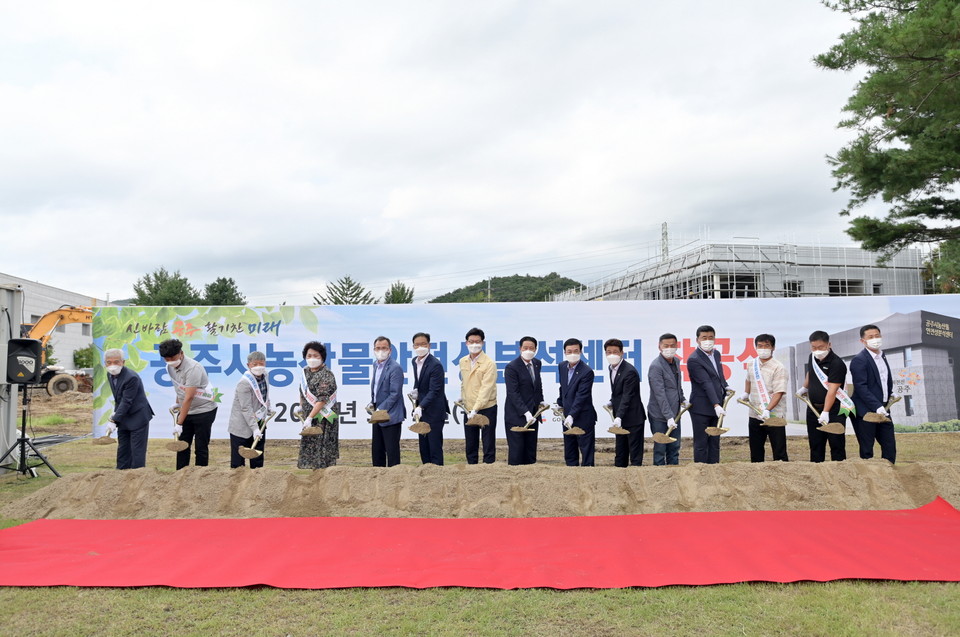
<box><xmin>313</xmin><ymin>275</ymin><xmax>377</xmax><ymax>305</ymax></box>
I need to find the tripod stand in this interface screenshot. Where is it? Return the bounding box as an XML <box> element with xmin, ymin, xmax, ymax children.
<box><xmin>0</xmin><ymin>384</ymin><xmax>61</xmax><ymax>478</ymax></box>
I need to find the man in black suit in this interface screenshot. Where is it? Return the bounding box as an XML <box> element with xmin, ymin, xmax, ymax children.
<box><xmin>504</xmin><ymin>336</ymin><xmax>544</xmax><ymax>465</ymax></box>
<box><xmin>605</xmin><ymin>338</ymin><xmax>646</xmax><ymax>467</ymax></box>
<box><xmin>104</xmin><ymin>348</ymin><xmax>154</xmax><ymax>469</ymax></box>
<box><xmin>411</xmin><ymin>332</ymin><xmax>449</xmax><ymax>465</ymax></box>
<box><xmin>850</xmin><ymin>324</ymin><xmax>896</xmax><ymax>463</ymax></box>
<box><xmin>557</xmin><ymin>337</ymin><xmax>598</xmax><ymax>467</ymax></box>
<box><xmin>687</xmin><ymin>325</ymin><xmax>729</xmax><ymax>464</ymax></box>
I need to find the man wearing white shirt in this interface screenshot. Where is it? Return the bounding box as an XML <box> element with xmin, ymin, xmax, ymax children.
<box><xmin>740</xmin><ymin>334</ymin><xmax>788</xmax><ymax>462</ymax></box>
<box><xmin>850</xmin><ymin>324</ymin><xmax>897</xmax><ymax>463</ymax></box>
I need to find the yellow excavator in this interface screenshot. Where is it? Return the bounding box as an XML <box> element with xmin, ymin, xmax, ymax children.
<box><xmin>20</xmin><ymin>306</ymin><xmax>94</xmax><ymax>395</ymax></box>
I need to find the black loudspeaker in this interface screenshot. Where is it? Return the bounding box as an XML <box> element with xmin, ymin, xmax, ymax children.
<box><xmin>6</xmin><ymin>339</ymin><xmax>43</xmax><ymax>384</ymax></box>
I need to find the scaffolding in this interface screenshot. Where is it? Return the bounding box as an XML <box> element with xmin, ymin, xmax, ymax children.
<box><xmin>553</xmin><ymin>241</ymin><xmax>931</xmax><ymax>302</ymax></box>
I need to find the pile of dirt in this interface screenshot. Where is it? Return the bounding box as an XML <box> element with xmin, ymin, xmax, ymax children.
<box><xmin>5</xmin><ymin>460</ymin><xmax>960</xmax><ymax>520</ymax></box>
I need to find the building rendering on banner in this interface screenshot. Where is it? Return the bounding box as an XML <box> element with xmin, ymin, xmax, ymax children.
<box><xmin>552</xmin><ymin>240</ymin><xmax>930</xmax><ymax>302</ymax></box>
<box><xmin>0</xmin><ymin>271</ymin><xmax>107</xmax><ymax>369</ymax></box>
<box><xmin>781</xmin><ymin>310</ymin><xmax>959</xmax><ymax>428</ymax></box>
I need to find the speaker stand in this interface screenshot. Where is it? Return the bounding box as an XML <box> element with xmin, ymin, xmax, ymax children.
<box><xmin>0</xmin><ymin>384</ymin><xmax>61</xmax><ymax>478</ymax></box>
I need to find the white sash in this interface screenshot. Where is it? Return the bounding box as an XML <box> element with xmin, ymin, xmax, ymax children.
<box><xmin>752</xmin><ymin>359</ymin><xmax>770</xmax><ymax>409</ymax></box>
<box><xmin>243</xmin><ymin>371</ymin><xmax>270</xmax><ymax>420</ymax></box>
<box><xmin>169</xmin><ymin>369</ymin><xmax>216</xmax><ymax>402</ymax></box>
<box><xmin>300</xmin><ymin>367</ymin><xmax>338</xmax><ymax>423</ymax></box>
<box><xmin>811</xmin><ymin>356</ymin><xmax>856</xmax><ymax>416</ymax></box>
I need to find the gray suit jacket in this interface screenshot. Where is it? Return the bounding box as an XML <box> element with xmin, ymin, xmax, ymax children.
<box><xmin>647</xmin><ymin>354</ymin><xmax>686</xmax><ymax>422</ymax></box>
<box><xmin>228</xmin><ymin>373</ymin><xmax>270</xmax><ymax>438</ymax></box>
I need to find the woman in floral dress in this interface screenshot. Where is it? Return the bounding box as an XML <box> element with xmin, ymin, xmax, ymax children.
<box><xmin>297</xmin><ymin>341</ymin><xmax>339</xmax><ymax>469</ymax></box>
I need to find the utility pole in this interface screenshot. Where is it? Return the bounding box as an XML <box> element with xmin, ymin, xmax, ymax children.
<box><xmin>487</xmin><ymin>278</ymin><xmax>491</xmax><ymax>302</ymax></box>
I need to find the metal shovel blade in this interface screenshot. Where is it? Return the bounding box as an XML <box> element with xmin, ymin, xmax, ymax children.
<box><xmin>370</xmin><ymin>409</ymin><xmax>391</xmax><ymax>424</ymax></box>
<box><xmin>466</xmin><ymin>414</ymin><xmax>490</xmax><ymax>427</ymax></box>
<box><xmin>705</xmin><ymin>426</ymin><xmax>729</xmax><ymax>436</ymax></box>
<box><xmin>409</xmin><ymin>421</ymin><xmax>432</xmax><ymax>435</ymax></box>
<box><xmin>863</xmin><ymin>412</ymin><xmax>891</xmax><ymax>423</ymax></box>
<box><xmin>166</xmin><ymin>439</ymin><xmax>189</xmax><ymax>452</ymax></box>
<box><xmin>763</xmin><ymin>417</ymin><xmax>788</xmax><ymax>427</ymax></box>
<box><xmin>563</xmin><ymin>426</ymin><xmax>586</xmax><ymax>436</ymax></box>
<box><xmin>300</xmin><ymin>425</ymin><xmax>324</xmax><ymax>436</ymax></box>
<box><xmin>238</xmin><ymin>446</ymin><xmax>262</xmax><ymax>459</ymax></box>
<box><xmin>510</xmin><ymin>425</ymin><xmax>535</xmax><ymax>432</ymax></box>
<box><xmin>92</xmin><ymin>436</ymin><xmax>117</xmax><ymax>445</ymax></box>
<box><xmin>817</xmin><ymin>422</ymin><xmax>846</xmax><ymax>435</ymax></box>
<box><xmin>651</xmin><ymin>432</ymin><xmax>676</xmax><ymax>444</ymax></box>
<box><xmin>607</xmin><ymin>426</ymin><xmax>630</xmax><ymax>435</ymax></box>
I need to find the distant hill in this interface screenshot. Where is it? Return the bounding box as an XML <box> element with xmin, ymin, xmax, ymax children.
<box><xmin>430</xmin><ymin>273</ymin><xmax>582</xmax><ymax>303</ymax></box>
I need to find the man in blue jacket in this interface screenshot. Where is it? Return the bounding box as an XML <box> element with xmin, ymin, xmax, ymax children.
<box><xmin>104</xmin><ymin>348</ymin><xmax>154</xmax><ymax>469</ymax></box>
<box><xmin>410</xmin><ymin>332</ymin><xmax>448</xmax><ymax>465</ymax></box>
<box><xmin>557</xmin><ymin>337</ymin><xmax>598</xmax><ymax>466</ymax></box>
<box><xmin>504</xmin><ymin>336</ymin><xmax>544</xmax><ymax>465</ymax></box>
<box><xmin>687</xmin><ymin>325</ymin><xmax>729</xmax><ymax>464</ymax></box>
<box><xmin>371</xmin><ymin>336</ymin><xmax>405</xmax><ymax>467</ymax></box>
<box><xmin>850</xmin><ymin>324</ymin><xmax>897</xmax><ymax>463</ymax></box>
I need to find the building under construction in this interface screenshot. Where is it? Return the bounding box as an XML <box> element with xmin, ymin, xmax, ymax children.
<box><xmin>553</xmin><ymin>240</ymin><xmax>930</xmax><ymax>302</ymax></box>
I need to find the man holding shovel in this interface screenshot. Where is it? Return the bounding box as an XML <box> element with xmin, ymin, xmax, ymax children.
<box><xmin>371</xmin><ymin>336</ymin><xmax>405</xmax><ymax>467</ymax></box>
<box><xmin>410</xmin><ymin>332</ymin><xmax>448</xmax><ymax>466</ymax></box>
<box><xmin>647</xmin><ymin>333</ymin><xmax>685</xmax><ymax>466</ymax></box>
<box><xmin>104</xmin><ymin>348</ymin><xmax>153</xmax><ymax>469</ymax></box>
<box><xmin>850</xmin><ymin>324</ymin><xmax>897</xmax><ymax>463</ymax></box>
<box><xmin>687</xmin><ymin>325</ymin><xmax>729</xmax><ymax>464</ymax></box>
<box><xmin>799</xmin><ymin>330</ymin><xmax>851</xmax><ymax>463</ymax></box>
<box><xmin>159</xmin><ymin>338</ymin><xmax>218</xmax><ymax>470</ymax></box>
<box><xmin>605</xmin><ymin>338</ymin><xmax>646</xmax><ymax>467</ymax></box>
<box><xmin>740</xmin><ymin>334</ymin><xmax>788</xmax><ymax>463</ymax></box>
<box><xmin>459</xmin><ymin>327</ymin><xmax>498</xmax><ymax>464</ymax></box>
<box><xmin>227</xmin><ymin>351</ymin><xmax>270</xmax><ymax>469</ymax></box>
<box><xmin>557</xmin><ymin>338</ymin><xmax>598</xmax><ymax>467</ymax></box>
<box><xmin>504</xmin><ymin>336</ymin><xmax>544</xmax><ymax>465</ymax></box>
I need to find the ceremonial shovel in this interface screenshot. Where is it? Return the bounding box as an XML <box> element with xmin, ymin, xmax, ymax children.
<box><xmin>238</xmin><ymin>410</ymin><xmax>277</xmax><ymax>460</ymax></box>
<box><xmin>407</xmin><ymin>392</ymin><xmax>431</xmax><ymax>435</ymax></box>
<box><xmin>295</xmin><ymin>403</ymin><xmax>324</xmax><ymax>436</ymax></box>
<box><xmin>454</xmin><ymin>399</ymin><xmax>489</xmax><ymax>427</ymax></box>
<box><xmin>510</xmin><ymin>403</ymin><xmax>550</xmax><ymax>432</ymax></box>
<box><xmin>652</xmin><ymin>402</ymin><xmax>691</xmax><ymax>444</ymax></box>
<box><xmin>736</xmin><ymin>399</ymin><xmax>787</xmax><ymax>427</ymax></box>
<box><xmin>705</xmin><ymin>389</ymin><xmax>736</xmax><ymax>436</ymax></box>
<box><xmin>166</xmin><ymin>407</ymin><xmax>189</xmax><ymax>452</ymax></box>
<box><xmin>553</xmin><ymin>405</ymin><xmax>586</xmax><ymax>436</ymax></box>
<box><xmin>92</xmin><ymin>422</ymin><xmax>118</xmax><ymax>446</ymax></box>
<box><xmin>795</xmin><ymin>393</ymin><xmax>846</xmax><ymax>435</ymax></box>
<box><xmin>863</xmin><ymin>395</ymin><xmax>903</xmax><ymax>424</ymax></box>
<box><xmin>602</xmin><ymin>404</ymin><xmax>630</xmax><ymax>435</ymax></box>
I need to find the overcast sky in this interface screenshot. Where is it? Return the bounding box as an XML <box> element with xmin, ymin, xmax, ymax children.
<box><xmin>0</xmin><ymin>1</ymin><xmax>871</xmax><ymax>304</ymax></box>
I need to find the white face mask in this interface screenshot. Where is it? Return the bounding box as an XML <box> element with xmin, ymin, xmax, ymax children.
<box><xmin>520</xmin><ymin>349</ymin><xmax>537</xmax><ymax>361</ymax></box>
<box><xmin>106</xmin><ymin>365</ymin><xmax>122</xmax><ymax>376</ymax></box>
<box><xmin>565</xmin><ymin>353</ymin><xmax>581</xmax><ymax>365</ymax></box>
<box><xmin>812</xmin><ymin>349</ymin><xmax>829</xmax><ymax>361</ymax></box>
<box><xmin>305</xmin><ymin>358</ymin><xmax>323</xmax><ymax>369</ymax></box>
<box><xmin>250</xmin><ymin>366</ymin><xmax>266</xmax><ymax>377</ymax></box>
<box><xmin>699</xmin><ymin>340</ymin><xmax>715</xmax><ymax>353</ymax></box>
<box><xmin>756</xmin><ymin>348</ymin><xmax>773</xmax><ymax>360</ymax></box>
<box><xmin>167</xmin><ymin>357</ymin><xmax>183</xmax><ymax>369</ymax></box>
<box><xmin>374</xmin><ymin>349</ymin><xmax>391</xmax><ymax>362</ymax></box>
<box><xmin>413</xmin><ymin>347</ymin><xmax>429</xmax><ymax>358</ymax></box>
<box><xmin>660</xmin><ymin>347</ymin><xmax>677</xmax><ymax>359</ymax></box>
<box><xmin>866</xmin><ymin>337</ymin><xmax>882</xmax><ymax>350</ymax></box>
<box><xmin>606</xmin><ymin>354</ymin><xmax>622</xmax><ymax>366</ymax></box>
<box><xmin>466</xmin><ymin>343</ymin><xmax>483</xmax><ymax>355</ymax></box>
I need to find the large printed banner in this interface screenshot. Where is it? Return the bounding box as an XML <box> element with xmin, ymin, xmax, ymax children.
<box><xmin>92</xmin><ymin>295</ymin><xmax>960</xmax><ymax>439</ymax></box>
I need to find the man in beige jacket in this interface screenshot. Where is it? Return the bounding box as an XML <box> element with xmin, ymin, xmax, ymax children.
<box><xmin>459</xmin><ymin>327</ymin><xmax>498</xmax><ymax>464</ymax></box>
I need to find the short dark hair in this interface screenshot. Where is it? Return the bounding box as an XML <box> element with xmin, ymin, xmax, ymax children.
<box><xmin>603</xmin><ymin>338</ymin><xmax>623</xmax><ymax>351</ymax></box>
<box><xmin>809</xmin><ymin>330</ymin><xmax>830</xmax><ymax>343</ymax></box>
<box><xmin>374</xmin><ymin>336</ymin><xmax>392</xmax><ymax>347</ymax></box>
<box><xmin>465</xmin><ymin>327</ymin><xmax>485</xmax><ymax>341</ymax></box>
<box><xmin>859</xmin><ymin>324</ymin><xmax>880</xmax><ymax>338</ymax></box>
<box><xmin>696</xmin><ymin>325</ymin><xmax>715</xmax><ymax>337</ymax></box>
<box><xmin>659</xmin><ymin>333</ymin><xmax>678</xmax><ymax>344</ymax></box>
<box><xmin>412</xmin><ymin>332</ymin><xmax>431</xmax><ymax>343</ymax></box>
<box><xmin>158</xmin><ymin>339</ymin><xmax>183</xmax><ymax>358</ymax></box>
<box><xmin>563</xmin><ymin>337</ymin><xmax>583</xmax><ymax>351</ymax></box>
<box><xmin>302</xmin><ymin>341</ymin><xmax>326</xmax><ymax>360</ymax></box>
<box><xmin>519</xmin><ymin>336</ymin><xmax>538</xmax><ymax>348</ymax></box>
<box><xmin>755</xmin><ymin>333</ymin><xmax>776</xmax><ymax>347</ymax></box>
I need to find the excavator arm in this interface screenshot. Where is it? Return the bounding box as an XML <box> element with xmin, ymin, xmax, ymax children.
<box><xmin>21</xmin><ymin>306</ymin><xmax>94</xmax><ymax>364</ymax></box>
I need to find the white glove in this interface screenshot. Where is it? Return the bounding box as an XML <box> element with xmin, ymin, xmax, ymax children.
<box><xmin>409</xmin><ymin>389</ymin><xmax>419</xmax><ymax>401</ymax></box>
<box><xmin>797</xmin><ymin>387</ymin><xmax>809</xmax><ymax>397</ymax></box>
<box><xmin>105</xmin><ymin>425</ymin><xmax>116</xmax><ymax>437</ymax></box>
<box><xmin>761</xmin><ymin>409</ymin><xmax>770</xmax><ymax>421</ymax></box>
<box><xmin>818</xmin><ymin>411</ymin><xmax>830</xmax><ymax>426</ymax></box>
<box><xmin>523</xmin><ymin>411</ymin><xmax>534</xmax><ymax>423</ymax></box>
<box><xmin>604</xmin><ymin>401</ymin><xmax>612</xmax><ymax>409</ymax></box>
<box><xmin>413</xmin><ymin>406</ymin><xmax>423</xmax><ymax>420</ymax></box>
<box><xmin>252</xmin><ymin>430</ymin><xmax>262</xmax><ymax>443</ymax></box>
<box><xmin>877</xmin><ymin>406</ymin><xmax>888</xmax><ymax>417</ymax></box>
<box><xmin>739</xmin><ymin>392</ymin><xmax>750</xmax><ymax>402</ymax></box>
<box><xmin>666</xmin><ymin>418</ymin><xmax>676</xmax><ymax>430</ymax></box>
<box><xmin>612</xmin><ymin>417</ymin><xmax>622</xmax><ymax>427</ymax></box>
<box><xmin>173</xmin><ymin>424</ymin><xmax>183</xmax><ymax>436</ymax></box>
<box><xmin>564</xmin><ymin>415</ymin><xmax>573</xmax><ymax>428</ymax></box>
<box><xmin>467</xmin><ymin>410</ymin><xmax>477</xmax><ymax>419</ymax></box>
<box><xmin>714</xmin><ymin>405</ymin><xmax>726</xmax><ymax>417</ymax></box>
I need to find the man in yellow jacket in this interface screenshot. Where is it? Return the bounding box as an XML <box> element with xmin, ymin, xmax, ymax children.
<box><xmin>459</xmin><ymin>326</ymin><xmax>498</xmax><ymax>464</ymax></box>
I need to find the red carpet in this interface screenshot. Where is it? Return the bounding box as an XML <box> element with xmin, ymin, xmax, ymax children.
<box><xmin>2</xmin><ymin>498</ymin><xmax>960</xmax><ymax>589</ymax></box>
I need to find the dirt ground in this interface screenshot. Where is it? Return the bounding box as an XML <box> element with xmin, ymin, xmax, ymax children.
<box><xmin>5</xmin><ymin>390</ymin><xmax>960</xmax><ymax>521</ymax></box>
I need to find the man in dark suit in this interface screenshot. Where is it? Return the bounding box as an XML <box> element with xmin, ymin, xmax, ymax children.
<box><xmin>104</xmin><ymin>348</ymin><xmax>154</xmax><ymax>470</ymax></box>
<box><xmin>557</xmin><ymin>337</ymin><xmax>598</xmax><ymax>466</ymax></box>
<box><xmin>504</xmin><ymin>336</ymin><xmax>544</xmax><ymax>465</ymax></box>
<box><xmin>605</xmin><ymin>338</ymin><xmax>646</xmax><ymax>467</ymax></box>
<box><xmin>850</xmin><ymin>324</ymin><xmax>897</xmax><ymax>463</ymax></box>
<box><xmin>411</xmin><ymin>332</ymin><xmax>449</xmax><ymax>465</ymax></box>
<box><xmin>687</xmin><ymin>325</ymin><xmax>729</xmax><ymax>464</ymax></box>
<box><xmin>371</xmin><ymin>336</ymin><xmax>405</xmax><ymax>467</ymax></box>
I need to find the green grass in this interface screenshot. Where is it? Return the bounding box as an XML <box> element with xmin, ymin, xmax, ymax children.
<box><xmin>32</xmin><ymin>414</ymin><xmax>77</xmax><ymax>428</ymax></box>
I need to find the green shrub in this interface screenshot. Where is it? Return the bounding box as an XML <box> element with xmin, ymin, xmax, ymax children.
<box><xmin>72</xmin><ymin>344</ymin><xmax>97</xmax><ymax>369</ymax></box>
<box><xmin>916</xmin><ymin>419</ymin><xmax>960</xmax><ymax>432</ymax></box>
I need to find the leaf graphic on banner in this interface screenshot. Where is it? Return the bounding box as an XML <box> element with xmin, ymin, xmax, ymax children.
<box><xmin>300</xmin><ymin>307</ymin><xmax>319</xmax><ymax>334</ymax></box>
<box><xmin>127</xmin><ymin>347</ymin><xmax>146</xmax><ymax>373</ymax></box>
<box><xmin>280</xmin><ymin>305</ymin><xmax>295</xmax><ymax>323</ymax></box>
<box><xmin>97</xmin><ymin>411</ymin><xmax>112</xmax><ymax>426</ymax></box>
